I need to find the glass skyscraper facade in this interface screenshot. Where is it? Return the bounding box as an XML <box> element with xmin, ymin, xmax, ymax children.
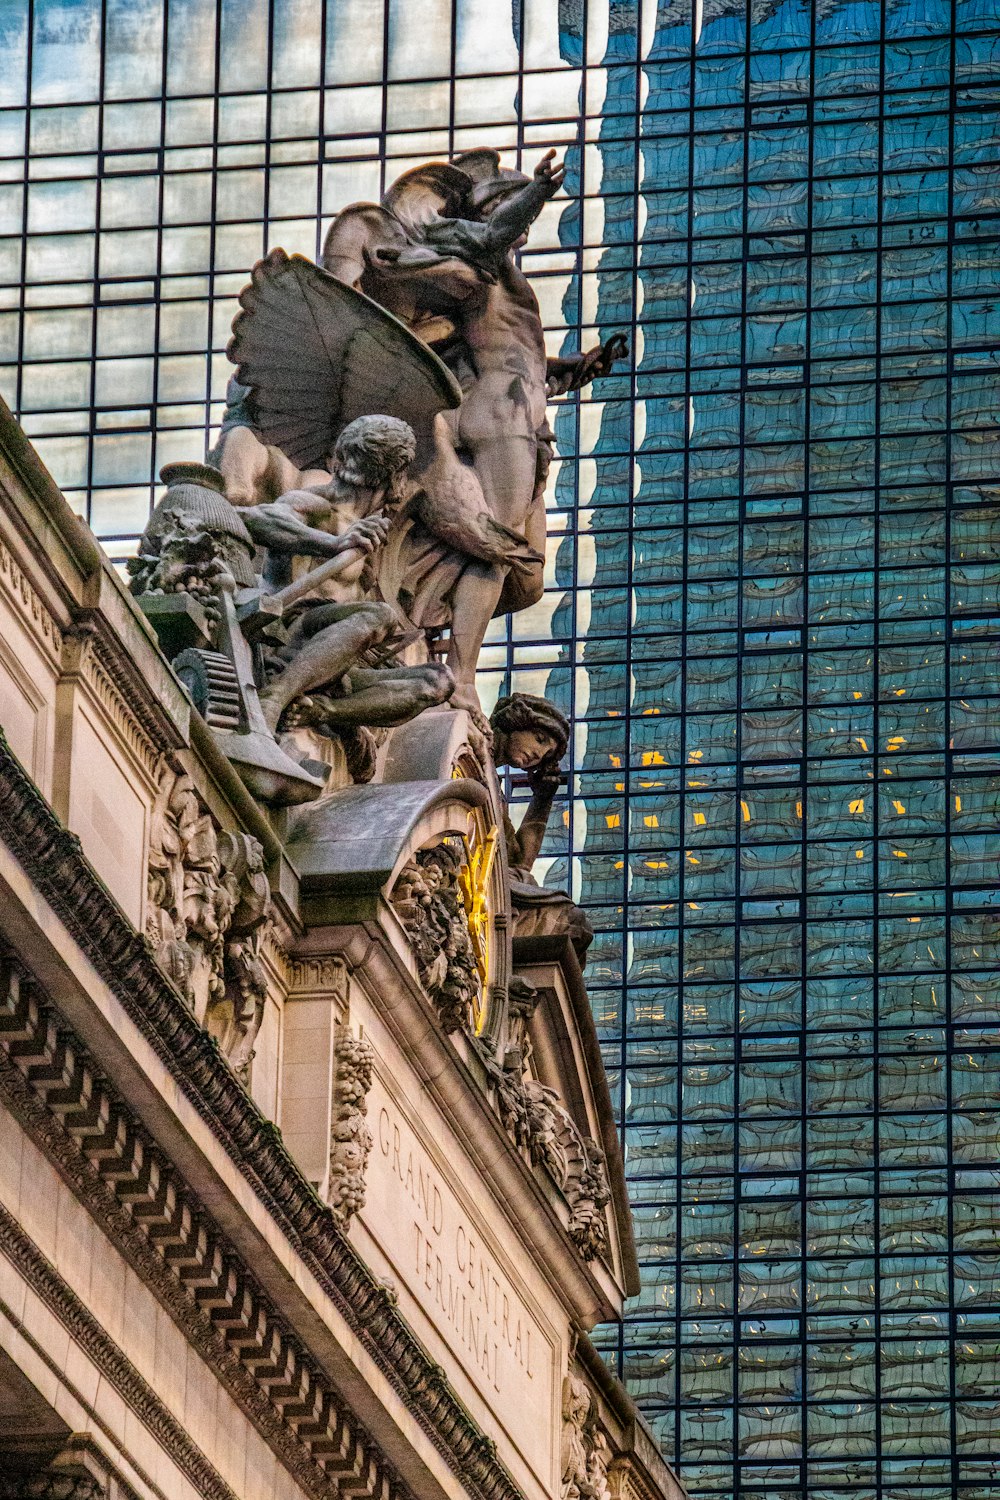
<box><xmin>3</xmin><ymin>3</ymin><xmax>1000</xmax><ymax>1499</ymax></box>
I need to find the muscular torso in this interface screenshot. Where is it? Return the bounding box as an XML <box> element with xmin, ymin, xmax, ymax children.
<box><xmin>359</xmin><ymin>253</ymin><xmax>549</xmax><ymax>448</ymax></box>
<box><xmin>457</xmin><ymin>264</ymin><xmax>548</xmax><ymax>442</ymax></box>
<box><xmin>260</xmin><ymin>488</ymin><xmax>368</xmax><ymax>601</ymax></box>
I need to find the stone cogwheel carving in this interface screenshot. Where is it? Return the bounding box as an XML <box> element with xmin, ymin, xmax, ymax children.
<box><xmin>146</xmin><ymin>762</ymin><xmax>270</xmax><ymax>1080</ymax></box>
<box><xmin>390</xmin><ymin>841</ymin><xmax>480</xmax><ymax>1033</ymax></box>
<box><xmin>329</xmin><ymin>1026</ymin><xmax>375</xmax><ymax>1225</ymax></box>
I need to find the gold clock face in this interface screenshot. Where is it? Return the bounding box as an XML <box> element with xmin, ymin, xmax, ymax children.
<box><xmin>457</xmin><ymin>825</ymin><xmax>498</xmax><ymax>1035</ymax></box>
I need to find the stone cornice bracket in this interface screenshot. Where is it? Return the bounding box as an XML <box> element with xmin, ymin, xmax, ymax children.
<box><xmin>287</xmin><ymin>954</ymin><xmax>350</xmax><ymax>1004</ymax></box>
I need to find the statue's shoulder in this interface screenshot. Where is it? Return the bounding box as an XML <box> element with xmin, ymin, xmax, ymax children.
<box><xmin>322</xmin><ymin>201</ymin><xmax>407</xmax><ymax>261</ymax></box>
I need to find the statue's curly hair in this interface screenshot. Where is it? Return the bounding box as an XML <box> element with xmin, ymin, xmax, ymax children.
<box><xmin>333</xmin><ymin>415</ymin><xmax>416</xmax><ymax>492</ymax></box>
<box><xmin>489</xmin><ymin>693</ymin><xmax>569</xmax><ymax>762</ymax></box>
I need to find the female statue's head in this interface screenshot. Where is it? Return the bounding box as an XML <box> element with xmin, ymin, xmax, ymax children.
<box><xmin>490</xmin><ymin>693</ymin><xmax>569</xmax><ymax>772</ymax></box>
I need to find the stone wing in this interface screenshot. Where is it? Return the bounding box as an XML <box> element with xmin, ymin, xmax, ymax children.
<box><xmin>226</xmin><ymin>249</ymin><xmax>462</xmax><ymax>471</ymax></box>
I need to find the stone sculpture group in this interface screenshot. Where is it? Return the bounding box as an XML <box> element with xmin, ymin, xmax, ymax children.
<box><xmin>130</xmin><ymin>145</ymin><xmax>624</xmax><ymax>1265</ymax></box>
<box><xmin>131</xmin><ymin>146</ymin><xmax>622</xmax><ymax>796</ymax></box>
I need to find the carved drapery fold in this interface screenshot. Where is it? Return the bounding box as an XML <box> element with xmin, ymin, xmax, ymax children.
<box><xmin>472</xmin><ymin>975</ymin><xmax>611</xmax><ymax>1262</ymax></box>
<box><xmin>560</xmin><ymin>1372</ymin><xmax>613</xmax><ymax>1500</ymax></box>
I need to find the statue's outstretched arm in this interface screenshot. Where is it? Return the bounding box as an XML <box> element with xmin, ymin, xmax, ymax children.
<box><xmin>546</xmin><ymin>333</ymin><xmax>629</xmax><ymax>396</ymax></box>
<box><xmin>242</xmin><ymin>502</ymin><xmax>370</xmax><ymax>559</ymax></box>
<box><xmin>483</xmin><ymin>150</ymin><xmax>566</xmax><ymax>252</ymax></box>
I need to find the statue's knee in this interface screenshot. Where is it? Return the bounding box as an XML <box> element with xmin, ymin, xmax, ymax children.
<box><xmin>416</xmin><ymin>663</ymin><xmax>454</xmax><ymax>709</ymax></box>
<box><xmin>366</xmin><ymin>602</ymin><xmax>398</xmax><ymax>634</ymax></box>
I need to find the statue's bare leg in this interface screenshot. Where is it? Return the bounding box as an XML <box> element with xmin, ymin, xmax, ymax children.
<box><xmin>318</xmin><ymin>664</ymin><xmax>454</xmax><ymax>727</ymax></box>
<box><xmin>258</xmin><ymin>601</ymin><xmax>397</xmax><ymax>729</ymax></box>
<box><xmin>444</xmin><ymin>435</ymin><xmax>540</xmax><ymax>709</ymax></box>
<box><xmin>445</xmin><ymin>559</ymin><xmax>507</xmax><ymax>712</ymax></box>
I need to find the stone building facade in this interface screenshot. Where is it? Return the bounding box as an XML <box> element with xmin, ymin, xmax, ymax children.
<box><xmin>0</xmin><ymin>227</ymin><xmax>683</xmax><ymax>1500</ymax></box>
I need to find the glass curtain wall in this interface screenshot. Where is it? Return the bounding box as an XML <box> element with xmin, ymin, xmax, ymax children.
<box><xmin>3</xmin><ymin>4</ymin><xmax>1000</xmax><ymax>1500</ymax></box>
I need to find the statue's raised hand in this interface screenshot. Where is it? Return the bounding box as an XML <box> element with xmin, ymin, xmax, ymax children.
<box><xmin>545</xmin><ymin>333</ymin><xmax>629</xmax><ymax>396</ymax></box>
<box><xmin>533</xmin><ymin>149</ymin><xmax>566</xmax><ymax>199</ymax></box>
<box><xmin>526</xmin><ymin>759</ymin><xmax>564</xmax><ymax>800</ymax></box>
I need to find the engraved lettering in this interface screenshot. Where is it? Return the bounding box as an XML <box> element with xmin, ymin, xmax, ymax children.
<box><xmin>368</xmin><ymin>1100</ymin><xmax>546</xmax><ymax>1404</ymax></box>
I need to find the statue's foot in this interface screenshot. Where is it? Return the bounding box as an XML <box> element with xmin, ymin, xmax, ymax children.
<box><xmin>449</xmin><ymin>682</ymin><xmax>483</xmax><ymax>716</ymax></box>
<box><xmin>257</xmin><ymin>687</ymin><xmax>283</xmax><ymax>733</ymax></box>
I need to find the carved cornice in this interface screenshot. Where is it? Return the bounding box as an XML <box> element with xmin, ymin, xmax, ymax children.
<box><xmin>76</xmin><ymin>633</ymin><xmax>164</xmax><ymax>783</ymax></box>
<box><xmin>0</xmin><ymin>539</ymin><xmax>63</xmax><ymax>661</ymax></box>
<box><xmin>0</xmin><ymin>971</ymin><xmax>391</xmax><ymax>1500</ymax></box>
<box><xmin>0</xmin><ymin>1434</ymin><xmax>143</xmax><ymax>1500</ymax></box>
<box><xmin>85</xmin><ymin>615</ymin><xmax>189</xmax><ymax>747</ymax></box>
<box><xmin>58</xmin><ymin>628</ymin><xmax>167</xmax><ymax>785</ymax></box>
<box><xmin>0</xmin><ymin>731</ymin><xmax>523</xmax><ymax>1500</ymax></box>
<box><xmin>0</xmin><ymin>1199</ymin><xmax>240</xmax><ymax>1500</ymax></box>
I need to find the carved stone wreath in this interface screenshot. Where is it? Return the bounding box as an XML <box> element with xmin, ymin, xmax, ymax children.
<box><xmin>389</xmin><ymin>838</ymin><xmax>482</xmax><ymax>1034</ymax></box>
